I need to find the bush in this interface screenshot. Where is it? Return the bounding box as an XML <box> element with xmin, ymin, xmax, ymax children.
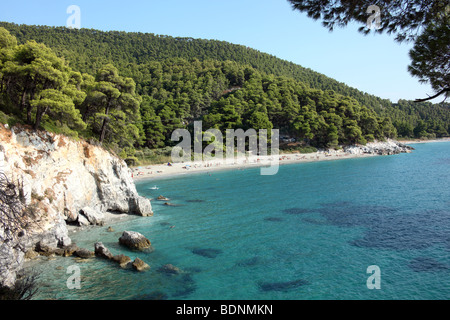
<box><xmin>124</xmin><ymin>156</ymin><xmax>139</xmax><ymax>166</ymax></box>
<box><xmin>0</xmin><ymin>272</ymin><xmax>39</xmax><ymax>300</ymax></box>
<box><xmin>134</xmin><ymin>147</ymin><xmax>173</xmax><ymax>165</ymax></box>
<box><xmin>0</xmin><ymin>111</ymin><xmax>8</xmax><ymax>124</ymax></box>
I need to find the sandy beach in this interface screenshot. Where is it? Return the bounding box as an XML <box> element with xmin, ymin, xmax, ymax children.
<box><xmin>398</xmin><ymin>137</ymin><xmax>450</xmax><ymax>144</ymax></box>
<box><xmin>131</xmin><ymin>137</ymin><xmax>450</xmax><ymax>181</ymax></box>
<box><xmin>131</xmin><ymin>149</ymin><xmax>379</xmax><ymax>181</ymax></box>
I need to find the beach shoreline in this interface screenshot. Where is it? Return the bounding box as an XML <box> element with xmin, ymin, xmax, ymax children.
<box><xmin>131</xmin><ymin>149</ymin><xmax>379</xmax><ymax>182</ymax></box>
<box><xmin>131</xmin><ymin>138</ymin><xmax>450</xmax><ymax>182</ymax></box>
<box><xmin>398</xmin><ymin>137</ymin><xmax>450</xmax><ymax>144</ymax></box>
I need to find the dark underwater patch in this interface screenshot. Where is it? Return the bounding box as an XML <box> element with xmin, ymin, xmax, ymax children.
<box><xmin>235</xmin><ymin>256</ymin><xmax>261</xmax><ymax>267</ymax></box>
<box><xmin>408</xmin><ymin>257</ymin><xmax>449</xmax><ymax>272</ymax></box>
<box><xmin>264</xmin><ymin>217</ymin><xmax>283</xmax><ymax>222</ymax></box>
<box><xmin>186</xmin><ymin>199</ymin><xmax>205</xmax><ymax>203</ymax></box>
<box><xmin>192</xmin><ymin>248</ymin><xmax>223</xmax><ymax>258</ymax></box>
<box><xmin>132</xmin><ymin>291</ymin><xmax>168</xmax><ymax>300</ymax></box>
<box><xmin>171</xmin><ymin>274</ymin><xmax>197</xmax><ymax>298</ymax></box>
<box><xmin>258</xmin><ymin>279</ymin><xmax>310</xmax><ymax>292</ymax></box>
<box><xmin>315</xmin><ymin>202</ymin><xmax>450</xmax><ymax>250</ymax></box>
<box><xmin>282</xmin><ymin>208</ymin><xmax>313</xmax><ymax>215</ymax></box>
<box><xmin>183</xmin><ymin>266</ymin><xmax>203</xmax><ymax>273</ymax></box>
<box><xmin>301</xmin><ymin>217</ymin><xmax>328</xmax><ymax>225</ymax></box>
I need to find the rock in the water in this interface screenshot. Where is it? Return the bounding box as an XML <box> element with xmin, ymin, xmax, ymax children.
<box><xmin>131</xmin><ymin>197</ymin><xmax>154</xmax><ymax>217</ymax></box>
<box><xmin>408</xmin><ymin>257</ymin><xmax>449</xmax><ymax>272</ymax></box>
<box><xmin>112</xmin><ymin>254</ymin><xmax>132</xmax><ymax>268</ymax></box>
<box><xmin>157</xmin><ymin>195</ymin><xmax>170</xmax><ymax>201</ymax></box>
<box><xmin>53</xmin><ymin>243</ymin><xmax>79</xmax><ymax>257</ymax></box>
<box><xmin>94</xmin><ymin>242</ymin><xmax>114</xmax><ymax>260</ymax></box>
<box><xmin>132</xmin><ymin>258</ymin><xmax>150</xmax><ymax>272</ymax></box>
<box><xmin>61</xmin><ymin>243</ymin><xmax>79</xmax><ymax>257</ymax></box>
<box><xmin>74</xmin><ymin>248</ymin><xmax>95</xmax><ymax>259</ymax></box>
<box><xmin>119</xmin><ymin>231</ymin><xmax>152</xmax><ymax>251</ymax></box>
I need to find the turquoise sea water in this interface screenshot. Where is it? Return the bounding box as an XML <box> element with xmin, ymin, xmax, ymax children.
<box><xmin>29</xmin><ymin>141</ymin><xmax>450</xmax><ymax>300</ymax></box>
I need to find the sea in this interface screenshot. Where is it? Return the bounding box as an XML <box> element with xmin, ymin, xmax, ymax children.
<box><xmin>28</xmin><ymin>141</ymin><xmax>450</xmax><ymax>300</ymax></box>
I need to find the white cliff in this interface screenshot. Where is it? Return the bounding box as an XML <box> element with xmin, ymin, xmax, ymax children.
<box><xmin>0</xmin><ymin>124</ymin><xmax>153</xmax><ymax>287</ymax></box>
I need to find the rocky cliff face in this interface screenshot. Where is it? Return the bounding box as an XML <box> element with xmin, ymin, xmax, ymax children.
<box><xmin>0</xmin><ymin>125</ymin><xmax>153</xmax><ymax>287</ymax></box>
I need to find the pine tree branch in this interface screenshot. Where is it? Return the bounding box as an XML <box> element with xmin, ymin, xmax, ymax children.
<box><xmin>414</xmin><ymin>88</ymin><xmax>450</xmax><ymax>102</ymax></box>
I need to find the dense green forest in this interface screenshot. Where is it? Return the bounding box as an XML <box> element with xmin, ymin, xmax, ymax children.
<box><xmin>0</xmin><ymin>21</ymin><xmax>400</xmax><ymax>111</ymax></box>
<box><xmin>0</xmin><ymin>22</ymin><xmax>449</xmax><ymax>163</ymax></box>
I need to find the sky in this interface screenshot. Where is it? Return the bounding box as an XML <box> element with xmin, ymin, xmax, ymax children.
<box><xmin>0</xmin><ymin>0</ymin><xmax>435</xmax><ymax>102</ymax></box>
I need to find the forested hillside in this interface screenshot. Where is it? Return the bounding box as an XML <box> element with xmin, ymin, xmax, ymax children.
<box><xmin>0</xmin><ymin>22</ymin><xmax>449</xmax><ymax>162</ymax></box>
<box><xmin>0</xmin><ymin>22</ymin><xmax>394</xmax><ymax>111</ymax></box>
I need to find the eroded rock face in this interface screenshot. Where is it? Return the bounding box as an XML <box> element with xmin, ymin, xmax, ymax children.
<box><xmin>0</xmin><ymin>125</ymin><xmax>153</xmax><ymax>287</ymax></box>
<box><xmin>0</xmin><ymin>126</ymin><xmax>153</xmax><ymax>226</ymax></box>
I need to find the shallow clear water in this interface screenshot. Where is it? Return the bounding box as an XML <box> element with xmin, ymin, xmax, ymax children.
<box><xmin>29</xmin><ymin>142</ymin><xmax>450</xmax><ymax>300</ymax></box>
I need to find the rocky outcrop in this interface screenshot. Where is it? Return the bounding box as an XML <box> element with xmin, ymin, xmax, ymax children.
<box><xmin>0</xmin><ymin>125</ymin><xmax>154</xmax><ymax>287</ymax></box>
<box><xmin>73</xmin><ymin>248</ymin><xmax>95</xmax><ymax>259</ymax></box>
<box><xmin>132</xmin><ymin>258</ymin><xmax>150</xmax><ymax>272</ymax></box>
<box><xmin>94</xmin><ymin>242</ymin><xmax>150</xmax><ymax>271</ymax></box>
<box><xmin>344</xmin><ymin>139</ymin><xmax>414</xmax><ymax>156</ymax></box>
<box><xmin>112</xmin><ymin>254</ymin><xmax>132</xmax><ymax>269</ymax></box>
<box><xmin>94</xmin><ymin>242</ymin><xmax>114</xmax><ymax>260</ymax></box>
<box><xmin>118</xmin><ymin>231</ymin><xmax>153</xmax><ymax>251</ymax></box>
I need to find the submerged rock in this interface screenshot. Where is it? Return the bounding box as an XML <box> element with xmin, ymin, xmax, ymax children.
<box><xmin>191</xmin><ymin>248</ymin><xmax>222</xmax><ymax>258</ymax></box>
<box><xmin>282</xmin><ymin>208</ymin><xmax>312</xmax><ymax>215</ymax></box>
<box><xmin>259</xmin><ymin>279</ymin><xmax>310</xmax><ymax>292</ymax></box>
<box><xmin>119</xmin><ymin>231</ymin><xmax>152</xmax><ymax>251</ymax></box>
<box><xmin>408</xmin><ymin>257</ymin><xmax>449</xmax><ymax>272</ymax></box>
<box><xmin>264</xmin><ymin>217</ymin><xmax>283</xmax><ymax>222</ymax></box>
<box><xmin>132</xmin><ymin>291</ymin><xmax>168</xmax><ymax>300</ymax></box>
<box><xmin>158</xmin><ymin>264</ymin><xmax>183</xmax><ymax>275</ymax></box>
<box><xmin>236</xmin><ymin>257</ymin><xmax>261</xmax><ymax>267</ymax></box>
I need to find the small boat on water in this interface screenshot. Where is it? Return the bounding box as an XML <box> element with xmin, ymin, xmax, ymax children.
<box><xmin>149</xmin><ymin>186</ymin><xmax>159</xmax><ymax>190</ymax></box>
